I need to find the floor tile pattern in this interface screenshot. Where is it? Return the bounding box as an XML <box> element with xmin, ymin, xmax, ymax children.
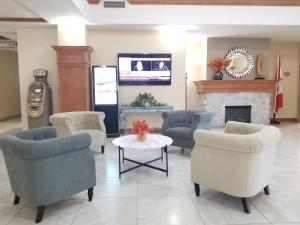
<box><xmin>0</xmin><ymin>120</ymin><xmax>300</xmax><ymax>225</ymax></box>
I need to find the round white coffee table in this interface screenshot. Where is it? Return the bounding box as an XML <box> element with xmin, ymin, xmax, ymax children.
<box><xmin>112</xmin><ymin>134</ymin><xmax>173</xmax><ymax>178</ymax></box>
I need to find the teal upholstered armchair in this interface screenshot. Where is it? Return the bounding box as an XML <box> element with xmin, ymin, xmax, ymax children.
<box><xmin>0</xmin><ymin>127</ymin><xmax>96</xmax><ymax>223</ymax></box>
<box><xmin>162</xmin><ymin>110</ymin><xmax>214</xmax><ymax>149</ymax></box>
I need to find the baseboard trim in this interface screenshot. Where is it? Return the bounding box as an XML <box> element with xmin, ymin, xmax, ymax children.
<box><xmin>273</xmin><ymin>118</ymin><xmax>298</xmax><ymax>123</ymax></box>
<box><xmin>119</xmin><ymin>128</ymin><xmax>162</xmax><ymax>133</ymax></box>
<box><xmin>0</xmin><ymin>114</ymin><xmax>21</xmax><ymax>122</ymax></box>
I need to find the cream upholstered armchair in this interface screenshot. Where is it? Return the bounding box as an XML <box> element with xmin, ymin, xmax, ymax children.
<box><xmin>49</xmin><ymin>111</ymin><xmax>106</xmax><ymax>153</ymax></box>
<box><xmin>191</xmin><ymin>121</ymin><xmax>281</xmax><ymax>214</ymax></box>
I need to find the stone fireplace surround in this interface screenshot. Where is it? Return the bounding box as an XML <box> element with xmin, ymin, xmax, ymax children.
<box><xmin>200</xmin><ymin>92</ymin><xmax>271</xmax><ymax>126</ymax></box>
<box><xmin>194</xmin><ymin>80</ymin><xmax>277</xmax><ymax>127</ymax></box>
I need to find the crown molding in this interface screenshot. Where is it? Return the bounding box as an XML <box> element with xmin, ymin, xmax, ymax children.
<box><xmin>128</xmin><ymin>0</ymin><xmax>300</xmax><ymax>5</ymax></box>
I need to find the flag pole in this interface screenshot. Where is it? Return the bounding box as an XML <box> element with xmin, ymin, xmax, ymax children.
<box><xmin>270</xmin><ymin>113</ymin><xmax>280</xmax><ymax>124</ymax></box>
<box><xmin>270</xmin><ymin>51</ymin><xmax>282</xmax><ymax>124</ymax></box>
<box><xmin>270</xmin><ymin>81</ymin><xmax>280</xmax><ymax>124</ymax></box>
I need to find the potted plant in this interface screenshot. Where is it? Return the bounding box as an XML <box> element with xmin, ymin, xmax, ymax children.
<box><xmin>208</xmin><ymin>58</ymin><xmax>231</xmax><ymax>80</ymax></box>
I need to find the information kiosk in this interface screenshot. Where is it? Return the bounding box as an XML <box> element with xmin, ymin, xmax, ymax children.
<box><xmin>92</xmin><ymin>66</ymin><xmax>119</xmax><ymax>137</ymax></box>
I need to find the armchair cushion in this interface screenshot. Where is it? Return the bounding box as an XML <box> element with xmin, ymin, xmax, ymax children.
<box><xmin>14</xmin><ymin>126</ymin><xmax>57</xmax><ymax>140</ymax></box>
<box><xmin>74</xmin><ymin>129</ymin><xmax>105</xmax><ymax>150</ymax></box>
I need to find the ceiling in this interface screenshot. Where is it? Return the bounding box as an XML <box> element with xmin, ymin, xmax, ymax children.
<box><xmin>1</xmin><ymin>0</ymin><xmax>300</xmax><ymax>42</ymax></box>
<box><xmin>0</xmin><ymin>0</ymin><xmax>39</xmax><ymax>18</ymax></box>
<box><xmin>188</xmin><ymin>25</ymin><xmax>300</xmax><ymax>42</ymax></box>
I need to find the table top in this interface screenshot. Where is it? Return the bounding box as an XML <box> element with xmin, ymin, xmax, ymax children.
<box><xmin>120</xmin><ymin>106</ymin><xmax>173</xmax><ymax>114</ymax></box>
<box><xmin>112</xmin><ymin>134</ymin><xmax>173</xmax><ymax>149</ymax></box>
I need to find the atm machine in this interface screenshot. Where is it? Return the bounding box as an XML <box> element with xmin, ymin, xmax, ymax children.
<box><xmin>92</xmin><ymin>66</ymin><xmax>119</xmax><ymax>137</ymax></box>
<box><xmin>27</xmin><ymin>69</ymin><xmax>52</xmax><ymax>129</ymax></box>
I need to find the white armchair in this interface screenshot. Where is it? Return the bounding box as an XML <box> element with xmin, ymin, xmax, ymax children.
<box><xmin>191</xmin><ymin>121</ymin><xmax>281</xmax><ymax>214</ymax></box>
<box><xmin>49</xmin><ymin>111</ymin><xmax>106</xmax><ymax>153</ymax></box>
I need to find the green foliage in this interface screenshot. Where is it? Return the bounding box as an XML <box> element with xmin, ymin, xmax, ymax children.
<box><xmin>124</xmin><ymin>92</ymin><xmax>167</xmax><ymax>107</ymax></box>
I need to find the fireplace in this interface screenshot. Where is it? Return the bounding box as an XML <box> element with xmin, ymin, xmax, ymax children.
<box><xmin>225</xmin><ymin>105</ymin><xmax>251</xmax><ymax>124</ymax></box>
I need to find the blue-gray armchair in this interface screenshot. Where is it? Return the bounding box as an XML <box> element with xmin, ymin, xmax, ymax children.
<box><xmin>0</xmin><ymin>127</ymin><xmax>96</xmax><ymax>223</ymax></box>
<box><xmin>161</xmin><ymin>110</ymin><xmax>214</xmax><ymax>149</ymax></box>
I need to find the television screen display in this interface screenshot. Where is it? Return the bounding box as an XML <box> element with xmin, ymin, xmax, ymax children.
<box><xmin>118</xmin><ymin>53</ymin><xmax>171</xmax><ymax>85</ymax></box>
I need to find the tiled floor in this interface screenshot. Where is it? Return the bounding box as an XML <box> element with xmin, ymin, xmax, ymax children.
<box><xmin>1</xmin><ymin>121</ymin><xmax>300</xmax><ymax>225</ymax></box>
<box><xmin>0</xmin><ymin>117</ymin><xmax>22</xmax><ymax>136</ymax></box>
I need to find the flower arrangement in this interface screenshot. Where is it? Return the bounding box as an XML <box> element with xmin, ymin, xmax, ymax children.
<box><xmin>132</xmin><ymin>119</ymin><xmax>149</xmax><ymax>141</ymax></box>
<box><xmin>207</xmin><ymin>58</ymin><xmax>231</xmax><ymax>71</ymax></box>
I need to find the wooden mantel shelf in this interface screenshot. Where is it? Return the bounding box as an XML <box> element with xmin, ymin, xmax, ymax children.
<box><xmin>194</xmin><ymin>80</ymin><xmax>277</xmax><ymax>93</ymax></box>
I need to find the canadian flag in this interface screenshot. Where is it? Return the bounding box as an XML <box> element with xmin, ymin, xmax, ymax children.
<box><xmin>274</xmin><ymin>52</ymin><xmax>283</xmax><ymax>113</ymax></box>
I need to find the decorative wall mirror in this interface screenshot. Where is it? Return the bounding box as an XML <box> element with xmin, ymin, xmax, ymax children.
<box><xmin>225</xmin><ymin>47</ymin><xmax>254</xmax><ymax>79</ymax></box>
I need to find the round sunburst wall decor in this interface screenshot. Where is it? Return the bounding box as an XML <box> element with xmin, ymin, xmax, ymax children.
<box><xmin>225</xmin><ymin>47</ymin><xmax>255</xmax><ymax>79</ymax></box>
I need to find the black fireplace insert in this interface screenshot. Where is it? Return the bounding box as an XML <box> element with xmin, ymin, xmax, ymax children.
<box><xmin>225</xmin><ymin>105</ymin><xmax>251</xmax><ymax>124</ymax></box>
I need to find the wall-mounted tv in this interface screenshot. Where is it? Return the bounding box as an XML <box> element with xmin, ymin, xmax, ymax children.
<box><xmin>118</xmin><ymin>53</ymin><xmax>171</xmax><ymax>85</ymax></box>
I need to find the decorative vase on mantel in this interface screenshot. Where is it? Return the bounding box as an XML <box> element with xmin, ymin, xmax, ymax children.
<box><xmin>215</xmin><ymin>71</ymin><xmax>223</xmax><ymax>80</ymax></box>
<box><xmin>207</xmin><ymin>57</ymin><xmax>231</xmax><ymax>81</ymax></box>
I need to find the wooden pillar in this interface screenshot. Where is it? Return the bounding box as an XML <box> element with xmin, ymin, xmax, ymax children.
<box><xmin>52</xmin><ymin>46</ymin><xmax>93</xmax><ymax>112</ymax></box>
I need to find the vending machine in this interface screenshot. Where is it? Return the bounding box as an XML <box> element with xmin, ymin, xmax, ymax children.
<box><xmin>92</xmin><ymin>66</ymin><xmax>119</xmax><ymax>137</ymax></box>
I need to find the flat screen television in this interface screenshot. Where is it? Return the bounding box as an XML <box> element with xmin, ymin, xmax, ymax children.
<box><xmin>118</xmin><ymin>53</ymin><xmax>172</xmax><ymax>85</ymax></box>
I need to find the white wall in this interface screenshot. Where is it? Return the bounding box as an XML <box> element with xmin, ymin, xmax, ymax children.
<box><xmin>269</xmin><ymin>42</ymin><xmax>300</xmax><ymax>119</ymax></box>
<box><xmin>15</xmin><ymin>27</ymin><xmax>299</xmax><ymax>129</ymax></box>
<box><xmin>87</xmin><ymin>29</ymin><xmax>186</xmax><ymax>128</ymax></box>
<box><xmin>16</xmin><ymin>28</ymin><xmax>186</xmax><ymax>129</ymax></box>
<box><xmin>186</xmin><ymin>40</ymin><xmax>207</xmax><ymax>110</ymax></box>
<box><xmin>206</xmin><ymin>37</ymin><xmax>270</xmax><ymax>80</ymax></box>
<box><xmin>17</xmin><ymin>27</ymin><xmax>58</xmax><ymax>129</ymax></box>
<box><xmin>186</xmin><ymin>42</ymin><xmax>199</xmax><ymax>110</ymax></box>
<box><xmin>0</xmin><ymin>50</ymin><xmax>20</xmax><ymax>120</ymax></box>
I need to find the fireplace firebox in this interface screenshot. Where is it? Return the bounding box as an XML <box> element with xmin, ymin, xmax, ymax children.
<box><xmin>225</xmin><ymin>105</ymin><xmax>251</xmax><ymax>124</ymax></box>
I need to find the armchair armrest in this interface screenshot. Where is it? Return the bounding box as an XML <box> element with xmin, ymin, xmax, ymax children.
<box><xmin>3</xmin><ymin>133</ymin><xmax>92</xmax><ymax>160</ymax></box>
<box><xmin>49</xmin><ymin>115</ymin><xmax>72</xmax><ymax>126</ymax></box>
<box><xmin>191</xmin><ymin>112</ymin><xmax>214</xmax><ymax>131</ymax></box>
<box><xmin>81</xmin><ymin>112</ymin><xmax>106</xmax><ymax>132</ymax></box>
<box><xmin>193</xmin><ymin>129</ymin><xmax>260</xmax><ymax>153</ymax></box>
<box><xmin>162</xmin><ymin>111</ymin><xmax>172</xmax><ymax>131</ymax></box>
<box><xmin>49</xmin><ymin>115</ymin><xmax>73</xmax><ymax>134</ymax></box>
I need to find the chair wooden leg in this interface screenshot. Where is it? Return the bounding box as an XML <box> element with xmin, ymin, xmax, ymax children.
<box><xmin>88</xmin><ymin>188</ymin><xmax>93</xmax><ymax>201</ymax></box>
<box><xmin>101</xmin><ymin>146</ymin><xmax>105</xmax><ymax>154</ymax></box>
<box><xmin>35</xmin><ymin>206</ymin><xmax>45</xmax><ymax>223</ymax></box>
<box><xmin>241</xmin><ymin>198</ymin><xmax>250</xmax><ymax>214</ymax></box>
<box><xmin>264</xmin><ymin>185</ymin><xmax>270</xmax><ymax>195</ymax></box>
<box><xmin>194</xmin><ymin>183</ymin><xmax>200</xmax><ymax>197</ymax></box>
<box><xmin>13</xmin><ymin>195</ymin><xmax>20</xmax><ymax>205</ymax></box>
